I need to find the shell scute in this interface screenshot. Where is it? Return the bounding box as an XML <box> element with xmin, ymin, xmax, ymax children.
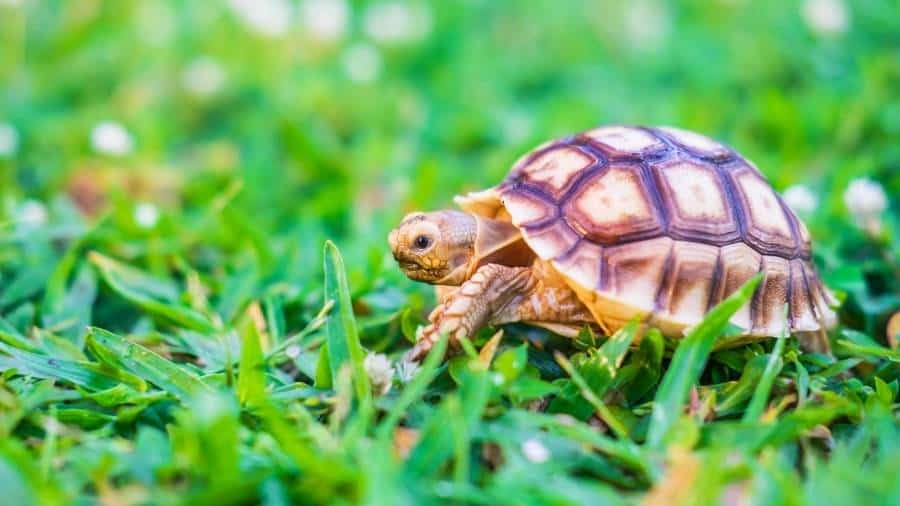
<box><xmin>551</xmin><ymin>240</ymin><xmax>602</xmax><ymax>292</ymax></box>
<box><xmin>602</xmin><ymin>237</ymin><xmax>673</xmax><ymax>311</ymax></box>
<box><xmin>655</xmin><ymin>241</ymin><xmax>720</xmax><ymax>325</ymax></box>
<box><xmin>715</xmin><ymin>243</ymin><xmax>763</xmax><ymax>331</ymax></box>
<box><xmin>503</xmin><ymin>189</ymin><xmax>557</xmax><ymax>227</ymax></box>
<box><xmin>652</xmin><ymin>159</ymin><xmax>740</xmax><ymax>243</ymax></box>
<box><xmin>521</xmin><ymin>219</ymin><xmax>580</xmax><ymax>259</ymax></box>
<box><xmin>515</xmin><ymin>145</ymin><xmax>596</xmax><ymax>198</ymax></box>
<box><xmin>656</xmin><ymin>126</ymin><xmax>732</xmax><ymax>160</ymax></box>
<box><xmin>563</xmin><ymin>164</ymin><xmax>663</xmax><ymax>244</ymax></box>
<box><xmin>789</xmin><ymin>259</ymin><xmax>819</xmax><ymax>331</ymax></box>
<box><xmin>753</xmin><ymin>256</ymin><xmax>791</xmax><ymax>336</ymax></box>
<box><xmin>731</xmin><ymin>166</ymin><xmax>797</xmax><ymax>256</ymax></box>
<box><xmin>582</xmin><ymin>125</ymin><xmax>666</xmax><ymax>157</ymax></box>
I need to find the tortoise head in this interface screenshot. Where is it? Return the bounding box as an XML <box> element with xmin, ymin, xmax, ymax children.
<box><xmin>388</xmin><ymin>210</ymin><xmax>477</xmax><ymax>285</ymax></box>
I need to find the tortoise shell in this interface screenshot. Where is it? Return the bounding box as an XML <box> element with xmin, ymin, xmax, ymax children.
<box><xmin>458</xmin><ymin>125</ymin><xmax>837</xmax><ymax>338</ymax></box>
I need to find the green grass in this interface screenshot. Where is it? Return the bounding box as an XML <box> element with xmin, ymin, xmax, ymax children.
<box><xmin>1</xmin><ymin>0</ymin><xmax>898</xmax><ymax>505</ymax></box>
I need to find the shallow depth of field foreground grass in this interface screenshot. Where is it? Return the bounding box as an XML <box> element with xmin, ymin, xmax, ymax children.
<box><xmin>1</xmin><ymin>1</ymin><xmax>899</xmax><ymax>505</ymax></box>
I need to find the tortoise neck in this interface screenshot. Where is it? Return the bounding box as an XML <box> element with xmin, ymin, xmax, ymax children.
<box><xmin>470</xmin><ymin>216</ymin><xmax>535</xmax><ymax>276</ymax></box>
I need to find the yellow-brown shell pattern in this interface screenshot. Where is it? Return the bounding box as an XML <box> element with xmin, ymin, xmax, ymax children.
<box><xmin>496</xmin><ymin>125</ymin><xmax>836</xmax><ymax>336</ymax></box>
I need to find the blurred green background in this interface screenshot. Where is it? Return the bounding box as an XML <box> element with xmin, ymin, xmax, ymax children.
<box><xmin>1</xmin><ymin>1</ymin><xmax>899</xmax><ymax>504</ymax></box>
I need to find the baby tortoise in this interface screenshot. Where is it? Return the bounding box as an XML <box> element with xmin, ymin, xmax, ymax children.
<box><xmin>389</xmin><ymin>125</ymin><xmax>837</xmax><ymax>360</ymax></box>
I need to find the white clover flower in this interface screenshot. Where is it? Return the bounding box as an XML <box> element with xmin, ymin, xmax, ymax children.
<box><xmin>363</xmin><ymin>1</ymin><xmax>432</xmax><ymax>45</ymax></box>
<box><xmin>17</xmin><ymin>199</ymin><xmax>48</xmax><ymax>227</ymax></box>
<box><xmin>783</xmin><ymin>184</ymin><xmax>818</xmax><ymax>216</ymax></box>
<box><xmin>182</xmin><ymin>57</ymin><xmax>226</xmax><ymax>98</ymax></box>
<box><xmin>521</xmin><ymin>438</ymin><xmax>551</xmax><ymax>463</ymax></box>
<box><xmin>134</xmin><ymin>202</ymin><xmax>160</xmax><ymax>229</ymax></box>
<box><xmin>0</xmin><ymin>122</ymin><xmax>19</xmax><ymax>156</ymax></box>
<box><xmin>228</xmin><ymin>0</ymin><xmax>293</xmax><ymax>38</ymax></box>
<box><xmin>395</xmin><ymin>357</ymin><xmax>420</xmax><ymax>383</ymax></box>
<box><xmin>844</xmin><ymin>178</ymin><xmax>887</xmax><ymax>234</ymax></box>
<box><xmin>802</xmin><ymin>0</ymin><xmax>849</xmax><ymax>36</ymax></box>
<box><xmin>364</xmin><ymin>352</ymin><xmax>394</xmax><ymax>395</ymax></box>
<box><xmin>623</xmin><ymin>0</ymin><xmax>670</xmax><ymax>52</ymax></box>
<box><xmin>91</xmin><ymin>121</ymin><xmax>134</xmax><ymax>156</ymax></box>
<box><xmin>341</xmin><ymin>43</ymin><xmax>382</xmax><ymax>84</ymax></box>
<box><xmin>285</xmin><ymin>344</ymin><xmax>301</xmax><ymax>359</ymax></box>
<box><xmin>299</xmin><ymin>0</ymin><xmax>349</xmax><ymax>42</ymax></box>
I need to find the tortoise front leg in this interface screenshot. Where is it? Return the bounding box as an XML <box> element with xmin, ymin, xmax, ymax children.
<box><xmin>406</xmin><ymin>264</ymin><xmax>536</xmax><ymax>361</ymax></box>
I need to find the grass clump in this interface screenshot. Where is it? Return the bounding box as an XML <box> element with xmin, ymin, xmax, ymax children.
<box><xmin>1</xmin><ymin>1</ymin><xmax>898</xmax><ymax>504</ymax></box>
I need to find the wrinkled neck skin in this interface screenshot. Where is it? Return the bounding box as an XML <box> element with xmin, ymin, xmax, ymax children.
<box><xmin>470</xmin><ymin>215</ymin><xmax>534</xmax><ymax>273</ymax></box>
<box><xmin>433</xmin><ymin>212</ymin><xmax>478</xmax><ymax>285</ymax></box>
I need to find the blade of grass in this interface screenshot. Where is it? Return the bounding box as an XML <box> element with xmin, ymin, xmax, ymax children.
<box><xmin>238</xmin><ymin>311</ymin><xmax>266</xmax><ymax>407</ymax></box>
<box><xmin>715</xmin><ymin>354</ymin><xmax>768</xmax><ymax>413</ymax></box>
<box><xmin>87</xmin><ymin>327</ymin><xmax>212</xmax><ymax>401</ymax></box>
<box><xmin>743</xmin><ymin>334</ymin><xmax>787</xmax><ymax>422</ymax></box>
<box><xmin>504</xmin><ymin>410</ymin><xmax>650</xmax><ymax>480</ymax></box>
<box><xmin>84</xmin><ymin>334</ymin><xmax>148</xmax><ymax>391</ymax></box>
<box><xmin>266</xmin><ymin>299</ymin><xmax>333</xmax><ymax>363</ymax></box>
<box><xmin>548</xmin><ymin>321</ymin><xmax>638</xmax><ymax>421</ymax></box>
<box><xmin>750</xmin><ymin>395</ymin><xmax>857</xmax><ymax>451</ymax></box>
<box><xmin>0</xmin><ymin>328</ymin><xmax>41</xmax><ymax>353</ymax></box>
<box><xmin>404</xmin><ymin>363</ymin><xmax>491</xmax><ymax>478</ymax></box>
<box><xmin>322</xmin><ymin>241</ymin><xmax>372</xmax><ymax>424</ymax></box>
<box><xmin>647</xmin><ymin>274</ymin><xmax>762</xmax><ymax>450</ymax></box>
<box><xmin>89</xmin><ymin>252</ymin><xmax>216</xmax><ymax>333</ymax></box>
<box><xmin>0</xmin><ymin>341</ymin><xmax>122</xmax><ymax>391</ymax></box>
<box><xmin>375</xmin><ymin>333</ymin><xmax>449</xmax><ymax>440</ymax></box>
<box><xmin>555</xmin><ymin>351</ymin><xmax>630</xmax><ymax>440</ymax></box>
<box><xmin>597</xmin><ymin>320</ymin><xmax>639</xmax><ymax>372</ymax></box>
<box><xmin>835</xmin><ymin>340</ymin><xmax>900</xmax><ymax>362</ymax></box>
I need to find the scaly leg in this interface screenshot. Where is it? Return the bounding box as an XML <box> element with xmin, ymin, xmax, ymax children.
<box><xmin>405</xmin><ymin>263</ymin><xmax>592</xmax><ymax>361</ymax></box>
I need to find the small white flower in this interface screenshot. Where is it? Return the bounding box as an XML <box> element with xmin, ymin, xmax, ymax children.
<box><xmin>17</xmin><ymin>200</ymin><xmax>48</xmax><ymax>226</ymax></box>
<box><xmin>783</xmin><ymin>184</ymin><xmax>818</xmax><ymax>215</ymax></box>
<box><xmin>134</xmin><ymin>202</ymin><xmax>160</xmax><ymax>229</ymax></box>
<box><xmin>844</xmin><ymin>178</ymin><xmax>887</xmax><ymax>234</ymax></box>
<box><xmin>91</xmin><ymin>121</ymin><xmax>134</xmax><ymax>156</ymax></box>
<box><xmin>521</xmin><ymin>438</ymin><xmax>550</xmax><ymax>463</ymax></box>
<box><xmin>802</xmin><ymin>0</ymin><xmax>849</xmax><ymax>36</ymax></box>
<box><xmin>285</xmin><ymin>344</ymin><xmax>301</xmax><ymax>359</ymax></box>
<box><xmin>623</xmin><ymin>0</ymin><xmax>670</xmax><ymax>52</ymax></box>
<box><xmin>395</xmin><ymin>357</ymin><xmax>420</xmax><ymax>383</ymax></box>
<box><xmin>182</xmin><ymin>57</ymin><xmax>226</xmax><ymax>98</ymax></box>
<box><xmin>229</xmin><ymin>0</ymin><xmax>293</xmax><ymax>37</ymax></box>
<box><xmin>341</xmin><ymin>43</ymin><xmax>382</xmax><ymax>83</ymax></box>
<box><xmin>363</xmin><ymin>1</ymin><xmax>432</xmax><ymax>45</ymax></box>
<box><xmin>364</xmin><ymin>352</ymin><xmax>394</xmax><ymax>395</ymax></box>
<box><xmin>0</xmin><ymin>122</ymin><xmax>19</xmax><ymax>156</ymax></box>
<box><xmin>299</xmin><ymin>0</ymin><xmax>350</xmax><ymax>42</ymax></box>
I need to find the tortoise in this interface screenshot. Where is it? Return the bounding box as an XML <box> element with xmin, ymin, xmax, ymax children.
<box><xmin>389</xmin><ymin>125</ymin><xmax>837</xmax><ymax>360</ymax></box>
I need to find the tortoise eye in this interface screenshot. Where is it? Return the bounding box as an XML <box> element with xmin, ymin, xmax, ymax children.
<box><xmin>414</xmin><ymin>235</ymin><xmax>431</xmax><ymax>249</ymax></box>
